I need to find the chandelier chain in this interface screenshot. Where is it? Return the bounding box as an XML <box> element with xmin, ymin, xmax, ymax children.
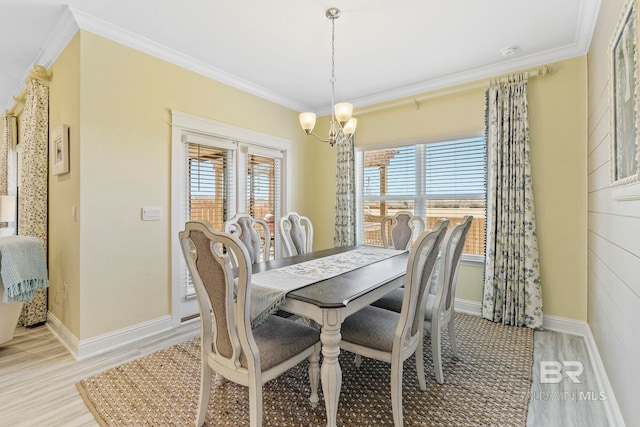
<box><xmin>330</xmin><ymin>16</ymin><xmax>336</xmax><ymax>117</ymax></box>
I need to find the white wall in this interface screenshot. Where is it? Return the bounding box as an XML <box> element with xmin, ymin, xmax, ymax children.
<box><xmin>588</xmin><ymin>0</ymin><xmax>640</xmax><ymax>424</ymax></box>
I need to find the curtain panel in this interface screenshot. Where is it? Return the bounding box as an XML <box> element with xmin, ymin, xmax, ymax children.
<box><xmin>481</xmin><ymin>75</ymin><xmax>543</xmax><ymax>329</ymax></box>
<box><xmin>334</xmin><ymin>134</ymin><xmax>356</xmax><ymax>246</ymax></box>
<box><xmin>0</xmin><ymin>114</ymin><xmax>12</xmax><ymax>195</ymax></box>
<box><xmin>17</xmin><ymin>69</ymin><xmax>49</xmax><ymax>327</ymax></box>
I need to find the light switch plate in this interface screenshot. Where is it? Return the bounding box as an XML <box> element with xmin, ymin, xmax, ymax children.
<box><xmin>141</xmin><ymin>206</ymin><xmax>162</xmax><ymax>221</ymax></box>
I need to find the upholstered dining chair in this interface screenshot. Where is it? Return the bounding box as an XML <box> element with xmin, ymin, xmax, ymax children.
<box><xmin>279</xmin><ymin>211</ymin><xmax>313</xmax><ymax>257</ymax></box>
<box><xmin>372</xmin><ymin>216</ymin><xmax>473</xmax><ymax>384</ymax></box>
<box><xmin>381</xmin><ymin>211</ymin><xmax>426</xmax><ymax>250</ymax></box>
<box><xmin>339</xmin><ymin>220</ymin><xmax>448</xmax><ymax>427</ymax></box>
<box><xmin>224</xmin><ymin>213</ymin><xmax>272</xmax><ymax>264</ymax></box>
<box><xmin>179</xmin><ymin>221</ymin><xmax>321</xmax><ymax>427</ymax></box>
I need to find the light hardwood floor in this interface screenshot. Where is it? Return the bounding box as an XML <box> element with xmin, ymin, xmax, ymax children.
<box><xmin>0</xmin><ymin>319</ymin><xmax>610</xmax><ymax>426</ymax></box>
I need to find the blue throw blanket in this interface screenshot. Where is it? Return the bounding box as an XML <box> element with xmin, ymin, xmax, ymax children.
<box><xmin>1</xmin><ymin>236</ymin><xmax>49</xmax><ymax>303</ymax></box>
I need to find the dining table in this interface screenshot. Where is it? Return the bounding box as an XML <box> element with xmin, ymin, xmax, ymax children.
<box><xmin>251</xmin><ymin>245</ymin><xmax>409</xmax><ymax>427</ymax></box>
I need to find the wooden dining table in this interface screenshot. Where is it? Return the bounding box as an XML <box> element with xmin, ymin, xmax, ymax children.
<box><xmin>252</xmin><ymin>245</ymin><xmax>409</xmax><ymax>427</ymax></box>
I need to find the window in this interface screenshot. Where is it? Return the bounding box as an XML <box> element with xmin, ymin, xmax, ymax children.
<box><xmin>187</xmin><ymin>140</ymin><xmax>235</xmax><ymax>230</ymax></box>
<box><xmin>171</xmin><ymin>111</ymin><xmax>292</xmax><ymax>322</ymax></box>
<box><xmin>356</xmin><ymin>133</ymin><xmax>486</xmax><ymax>260</ymax></box>
<box><xmin>246</xmin><ymin>153</ymin><xmax>281</xmax><ymax>257</ymax></box>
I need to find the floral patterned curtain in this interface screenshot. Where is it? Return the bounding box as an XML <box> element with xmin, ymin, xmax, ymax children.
<box><xmin>334</xmin><ymin>134</ymin><xmax>356</xmax><ymax>246</ymax></box>
<box><xmin>0</xmin><ymin>114</ymin><xmax>11</xmax><ymax>195</ymax></box>
<box><xmin>481</xmin><ymin>74</ymin><xmax>543</xmax><ymax>329</ymax></box>
<box><xmin>18</xmin><ymin>66</ymin><xmax>50</xmax><ymax>326</ymax></box>
<box><xmin>0</xmin><ymin>114</ymin><xmax>15</xmax><ymax>230</ymax></box>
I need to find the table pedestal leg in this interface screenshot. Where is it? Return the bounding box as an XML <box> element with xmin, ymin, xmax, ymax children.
<box><xmin>321</xmin><ymin>309</ymin><xmax>342</xmax><ymax>427</ymax></box>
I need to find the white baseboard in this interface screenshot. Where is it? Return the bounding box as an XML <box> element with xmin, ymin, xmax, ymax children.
<box><xmin>47</xmin><ymin>312</ymin><xmax>174</xmax><ymax>360</ymax></box>
<box><xmin>47</xmin><ymin>312</ymin><xmax>80</xmax><ymax>359</ymax></box>
<box><xmin>583</xmin><ymin>326</ymin><xmax>626</xmax><ymax>427</ymax></box>
<box><xmin>541</xmin><ymin>313</ymin><xmax>590</xmax><ymax>336</ymax></box>
<box><xmin>454</xmin><ymin>298</ymin><xmax>482</xmax><ymax>316</ymax></box>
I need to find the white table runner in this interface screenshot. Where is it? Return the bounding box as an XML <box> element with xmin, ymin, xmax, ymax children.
<box><xmin>250</xmin><ymin>247</ymin><xmax>405</xmax><ymax>327</ymax></box>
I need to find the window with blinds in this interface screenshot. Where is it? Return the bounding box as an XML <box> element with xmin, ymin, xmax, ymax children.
<box><xmin>246</xmin><ymin>153</ymin><xmax>281</xmax><ymax>260</ymax></box>
<box><xmin>357</xmin><ymin>136</ymin><xmax>487</xmax><ymax>257</ymax></box>
<box><xmin>187</xmin><ymin>143</ymin><xmax>234</xmax><ymax>231</ymax></box>
<box><xmin>182</xmin><ymin>139</ymin><xmax>235</xmax><ymax>299</ymax></box>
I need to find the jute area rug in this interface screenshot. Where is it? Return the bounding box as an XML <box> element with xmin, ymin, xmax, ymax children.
<box><xmin>77</xmin><ymin>314</ymin><xmax>533</xmax><ymax>426</ymax></box>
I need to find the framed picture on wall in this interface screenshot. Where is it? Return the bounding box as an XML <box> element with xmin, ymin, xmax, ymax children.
<box><xmin>609</xmin><ymin>0</ymin><xmax>640</xmax><ymax>200</ymax></box>
<box><xmin>51</xmin><ymin>124</ymin><xmax>69</xmax><ymax>175</ymax></box>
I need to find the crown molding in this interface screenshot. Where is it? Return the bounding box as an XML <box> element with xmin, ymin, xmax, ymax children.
<box><xmin>36</xmin><ymin>6</ymin><xmax>79</xmax><ymax>70</ymax></box>
<box><xmin>575</xmin><ymin>0</ymin><xmax>602</xmax><ymax>55</ymax></box>
<box><xmin>347</xmin><ymin>46</ymin><xmax>584</xmax><ymax>113</ymax></box>
<box><xmin>344</xmin><ymin>0</ymin><xmax>602</xmax><ymax>115</ymax></box>
<box><xmin>2</xmin><ymin>7</ymin><xmax>78</xmax><ymax>112</ymax></box>
<box><xmin>69</xmin><ymin>7</ymin><xmax>311</xmax><ymax>113</ymax></box>
<box><xmin>18</xmin><ymin>2</ymin><xmax>598</xmax><ymax>116</ymax></box>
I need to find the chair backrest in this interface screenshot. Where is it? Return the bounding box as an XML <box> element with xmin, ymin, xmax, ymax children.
<box><xmin>279</xmin><ymin>212</ymin><xmax>313</xmax><ymax>257</ymax></box>
<box><xmin>224</xmin><ymin>213</ymin><xmax>271</xmax><ymax>264</ymax></box>
<box><xmin>179</xmin><ymin>221</ymin><xmax>259</xmax><ymax>370</ymax></box>
<box><xmin>396</xmin><ymin>219</ymin><xmax>448</xmax><ymax>346</ymax></box>
<box><xmin>433</xmin><ymin>216</ymin><xmax>473</xmax><ymax>317</ymax></box>
<box><xmin>381</xmin><ymin>211</ymin><xmax>426</xmax><ymax>250</ymax></box>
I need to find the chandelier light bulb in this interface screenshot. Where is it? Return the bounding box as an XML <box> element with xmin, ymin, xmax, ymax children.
<box><xmin>334</xmin><ymin>102</ymin><xmax>353</xmax><ymax>125</ymax></box>
<box><xmin>343</xmin><ymin>117</ymin><xmax>357</xmax><ymax>136</ymax></box>
<box><xmin>299</xmin><ymin>112</ymin><xmax>317</xmax><ymax>133</ymax></box>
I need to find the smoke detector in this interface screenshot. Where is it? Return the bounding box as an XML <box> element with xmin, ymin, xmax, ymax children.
<box><xmin>501</xmin><ymin>46</ymin><xmax>518</xmax><ymax>57</ymax></box>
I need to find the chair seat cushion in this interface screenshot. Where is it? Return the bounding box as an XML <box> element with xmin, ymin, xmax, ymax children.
<box><xmin>242</xmin><ymin>315</ymin><xmax>320</xmax><ymax>370</ymax></box>
<box><xmin>340</xmin><ymin>306</ymin><xmax>400</xmax><ymax>353</ymax></box>
<box><xmin>371</xmin><ymin>288</ymin><xmax>436</xmax><ymax>321</ymax></box>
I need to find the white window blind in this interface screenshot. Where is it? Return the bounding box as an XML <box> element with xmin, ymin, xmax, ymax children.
<box><xmin>246</xmin><ymin>153</ymin><xmax>281</xmax><ymax>259</ymax></box>
<box><xmin>187</xmin><ymin>142</ymin><xmax>235</xmax><ymax>230</ymax></box>
<box><xmin>357</xmin><ymin>136</ymin><xmax>486</xmax><ymax>257</ymax></box>
<box><xmin>183</xmin><ymin>135</ymin><xmax>236</xmax><ymax>299</ymax></box>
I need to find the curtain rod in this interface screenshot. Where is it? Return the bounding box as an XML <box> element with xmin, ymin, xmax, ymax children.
<box><xmin>3</xmin><ymin>65</ymin><xmax>52</xmax><ymax>118</ymax></box>
<box><xmin>353</xmin><ymin>64</ymin><xmax>552</xmax><ymax>116</ymax></box>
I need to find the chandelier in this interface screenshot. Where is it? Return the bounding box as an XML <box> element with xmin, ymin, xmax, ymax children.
<box><xmin>299</xmin><ymin>7</ymin><xmax>357</xmax><ymax>146</ymax></box>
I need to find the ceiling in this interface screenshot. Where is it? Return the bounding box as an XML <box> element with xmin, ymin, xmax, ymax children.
<box><xmin>1</xmin><ymin>0</ymin><xmax>601</xmax><ymax>114</ymax></box>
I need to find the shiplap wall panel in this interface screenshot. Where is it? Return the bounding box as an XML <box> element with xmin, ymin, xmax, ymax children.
<box><xmin>588</xmin><ymin>165</ymin><xmax>610</xmax><ymax>193</ymax></box>
<box><xmin>588</xmin><ymin>111</ymin><xmax>608</xmax><ymax>155</ymax></box>
<box><xmin>588</xmin><ymin>0</ymin><xmax>640</xmax><ymax>424</ymax></box>
<box><xmin>589</xmin><ymin>189</ymin><xmax>640</xmax><ymax>217</ymax></box>
<box><xmin>589</xmin><ymin>212</ymin><xmax>640</xmax><ymax>256</ymax></box>
<box><xmin>589</xmin><ymin>233</ymin><xmax>640</xmax><ymax>312</ymax></box>
<box><xmin>588</xmin><ymin>137</ymin><xmax>610</xmax><ymax>174</ymax></box>
<box><xmin>587</xmin><ymin>277</ymin><xmax>640</xmax><ymax>424</ymax></box>
<box><xmin>588</xmin><ymin>258</ymin><xmax>640</xmax><ymax>373</ymax></box>
<box><xmin>587</xmin><ymin>87</ymin><xmax>609</xmax><ymax>139</ymax></box>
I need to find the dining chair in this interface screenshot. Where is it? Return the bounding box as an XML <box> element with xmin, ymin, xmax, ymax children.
<box><xmin>381</xmin><ymin>211</ymin><xmax>426</xmax><ymax>250</ymax></box>
<box><xmin>372</xmin><ymin>216</ymin><xmax>473</xmax><ymax>384</ymax></box>
<box><xmin>179</xmin><ymin>220</ymin><xmax>321</xmax><ymax>427</ymax></box>
<box><xmin>279</xmin><ymin>211</ymin><xmax>313</xmax><ymax>257</ymax></box>
<box><xmin>339</xmin><ymin>219</ymin><xmax>448</xmax><ymax>426</ymax></box>
<box><xmin>224</xmin><ymin>213</ymin><xmax>272</xmax><ymax>263</ymax></box>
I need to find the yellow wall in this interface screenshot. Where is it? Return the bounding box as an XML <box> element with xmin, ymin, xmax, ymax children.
<box><xmin>47</xmin><ymin>30</ymin><xmax>587</xmax><ymax>341</ymax></box>
<box><xmin>51</xmin><ymin>31</ymin><xmax>308</xmax><ymax>339</ymax></box>
<box><xmin>302</xmin><ymin>57</ymin><xmax>588</xmax><ymax>320</ymax></box>
<box><xmin>48</xmin><ymin>32</ymin><xmax>82</xmax><ymax>335</ymax></box>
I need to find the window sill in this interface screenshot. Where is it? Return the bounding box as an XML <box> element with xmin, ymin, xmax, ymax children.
<box><xmin>460</xmin><ymin>254</ymin><xmax>484</xmax><ymax>267</ymax></box>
